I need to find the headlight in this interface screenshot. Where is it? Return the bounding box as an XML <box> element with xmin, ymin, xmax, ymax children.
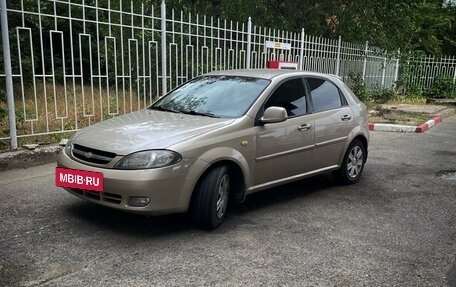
<box><xmin>114</xmin><ymin>150</ymin><xmax>182</xmax><ymax>170</ymax></box>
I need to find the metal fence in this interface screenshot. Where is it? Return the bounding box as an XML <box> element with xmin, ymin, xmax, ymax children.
<box><xmin>401</xmin><ymin>55</ymin><xmax>456</xmax><ymax>92</ymax></box>
<box><xmin>0</xmin><ymin>0</ymin><xmax>405</xmax><ymax>149</ymax></box>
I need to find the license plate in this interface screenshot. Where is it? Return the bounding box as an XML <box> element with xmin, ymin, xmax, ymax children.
<box><xmin>55</xmin><ymin>167</ymin><xmax>104</xmax><ymax>192</ymax></box>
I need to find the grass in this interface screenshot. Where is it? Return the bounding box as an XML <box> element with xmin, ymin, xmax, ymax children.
<box><xmin>369</xmin><ymin>108</ymin><xmax>431</xmax><ymax>126</ymax></box>
<box><xmin>0</xmin><ymin>81</ymin><xmax>155</xmax><ymax>151</ymax></box>
<box><xmin>365</xmin><ymin>93</ymin><xmax>427</xmax><ymax>110</ymax></box>
<box><xmin>364</xmin><ymin>93</ymin><xmax>435</xmax><ymax>126</ymax></box>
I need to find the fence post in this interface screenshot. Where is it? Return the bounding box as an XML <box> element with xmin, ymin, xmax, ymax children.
<box><xmin>381</xmin><ymin>52</ymin><xmax>387</xmax><ymax>87</ymax></box>
<box><xmin>246</xmin><ymin>17</ymin><xmax>252</xmax><ymax>69</ymax></box>
<box><xmin>299</xmin><ymin>29</ymin><xmax>304</xmax><ymax>70</ymax></box>
<box><xmin>335</xmin><ymin>35</ymin><xmax>341</xmax><ymax>76</ymax></box>
<box><xmin>394</xmin><ymin>48</ymin><xmax>400</xmax><ymax>88</ymax></box>
<box><xmin>362</xmin><ymin>41</ymin><xmax>368</xmax><ymax>81</ymax></box>
<box><xmin>161</xmin><ymin>0</ymin><xmax>167</xmax><ymax>96</ymax></box>
<box><xmin>0</xmin><ymin>0</ymin><xmax>17</xmax><ymax>150</ymax></box>
<box><xmin>453</xmin><ymin>55</ymin><xmax>456</xmax><ymax>84</ymax></box>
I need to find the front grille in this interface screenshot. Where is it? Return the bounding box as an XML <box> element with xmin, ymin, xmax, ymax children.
<box><xmin>71</xmin><ymin>188</ymin><xmax>122</xmax><ymax>204</ymax></box>
<box><xmin>72</xmin><ymin>144</ymin><xmax>116</xmax><ymax>164</ymax></box>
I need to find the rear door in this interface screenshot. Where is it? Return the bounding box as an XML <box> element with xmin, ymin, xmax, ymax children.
<box><xmin>254</xmin><ymin>77</ymin><xmax>315</xmax><ymax>186</ymax></box>
<box><xmin>305</xmin><ymin>77</ymin><xmax>354</xmax><ymax>170</ymax></box>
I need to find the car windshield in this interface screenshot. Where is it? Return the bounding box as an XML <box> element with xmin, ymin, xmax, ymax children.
<box><xmin>150</xmin><ymin>75</ymin><xmax>270</xmax><ymax>118</ymax></box>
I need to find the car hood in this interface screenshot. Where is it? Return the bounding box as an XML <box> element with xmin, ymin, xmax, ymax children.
<box><xmin>72</xmin><ymin>109</ymin><xmax>235</xmax><ymax>155</ymax></box>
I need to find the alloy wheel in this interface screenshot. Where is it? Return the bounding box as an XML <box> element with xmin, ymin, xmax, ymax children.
<box><xmin>216</xmin><ymin>173</ymin><xmax>229</xmax><ymax>219</ymax></box>
<box><xmin>347</xmin><ymin>145</ymin><xmax>364</xmax><ymax>178</ymax></box>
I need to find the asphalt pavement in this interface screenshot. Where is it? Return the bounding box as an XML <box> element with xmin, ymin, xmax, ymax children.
<box><xmin>1</xmin><ymin>116</ymin><xmax>455</xmax><ymax>287</ymax></box>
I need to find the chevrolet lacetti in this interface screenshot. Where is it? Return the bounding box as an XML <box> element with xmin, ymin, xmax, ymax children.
<box><xmin>56</xmin><ymin>69</ymin><xmax>369</xmax><ymax>229</ymax></box>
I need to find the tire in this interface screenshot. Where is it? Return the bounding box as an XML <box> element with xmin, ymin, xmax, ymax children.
<box><xmin>333</xmin><ymin>139</ymin><xmax>366</xmax><ymax>185</ymax></box>
<box><xmin>192</xmin><ymin>165</ymin><xmax>230</xmax><ymax>230</ymax></box>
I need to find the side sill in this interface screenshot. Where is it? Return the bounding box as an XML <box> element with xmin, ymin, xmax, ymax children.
<box><xmin>247</xmin><ymin>165</ymin><xmax>339</xmax><ymax>194</ymax></box>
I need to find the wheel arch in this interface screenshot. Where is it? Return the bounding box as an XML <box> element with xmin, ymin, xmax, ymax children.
<box><xmin>190</xmin><ymin>159</ymin><xmax>246</xmax><ymax>206</ymax></box>
<box><xmin>333</xmin><ymin>134</ymin><xmax>368</xmax><ymax>184</ymax></box>
<box><xmin>184</xmin><ymin>147</ymin><xmax>251</xmax><ymax>212</ymax></box>
<box><xmin>341</xmin><ymin>125</ymin><xmax>369</xmax><ymax>165</ymax></box>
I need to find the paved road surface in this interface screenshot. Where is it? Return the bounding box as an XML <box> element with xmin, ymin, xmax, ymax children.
<box><xmin>1</xmin><ymin>117</ymin><xmax>456</xmax><ymax>287</ymax></box>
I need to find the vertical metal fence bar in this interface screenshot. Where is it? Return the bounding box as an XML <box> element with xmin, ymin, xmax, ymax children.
<box><xmin>37</xmin><ymin>0</ymin><xmax>49</xmax><ymax>134</ymax></box>
<box><xmin>120</xmin><ymin>1</ymin><xmax>126</xmax><ymax>113</ymax></box>
<box><xmin>335</xmin><ymin>36</ymin><xmax>341</xmax><ymax>76</ymax></box>
<box><xmin>299</xmin><ymin>29</ymin><xmax>304</xmax><ymax>70</ymax></box>
<box><xmin>246</xmin><ymin>17</ymin><xmax>252</xmax><ymax>69</ymax></box>
<box><xmin>394</xmin><ymin>49</ymin><xmax>400</xmax><ymax>88</ymax></box>
<box><xmin>160</xmin><ymin>0</ymin><xmax>167</xmax><ymax>96</ymax></box>
<box><xmin>0</xmin><ymin>0</ymin><xmax>17</xmax><ymax>149</ymax></box>
<box><xmin>381</xmin><ymin>54</ymin><xmax>387</xmax><ymax>86</ymax></box>
<box><xmin>453</xmin><ymin>55</ymin><xmax>456</xmax><ymax>84</ymax></box>
<box><xmin>234</xmin><ymin>21</ymin><xmax>239</xmax><ymax>69</ymax></box>
<box><xmin>196</xmin><ymin>14</ymin><xmax>200</xmax><ymax>74</ymax></box>
<box><xmin>95</xmin><ymin>0</ymin><xmax>102</xmax><ymax>120</ymax></box>
<box><xmin>181</xmin><ymin>11</ymin><xmax>185</xmax><ymax>83</ymax></box>
<box><xmin>362</xmin><ymin>41</ymin><xmax>368</xmax><ymax>80</ymax></box>
<box><xmin>141</xmin><ymin>3</ymin><xmax>146</xmax><ymax>106</ymax></box>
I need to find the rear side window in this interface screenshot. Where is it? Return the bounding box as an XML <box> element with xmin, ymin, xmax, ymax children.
<box><xmin>265</xmin><ymin>78</ymin><xmax>307</xmax><ymax>117</ymax></box>
<box><xmin>307</xmin><ymin>77</ymin><xmax>342</xmax><ymax>112</ymax></box>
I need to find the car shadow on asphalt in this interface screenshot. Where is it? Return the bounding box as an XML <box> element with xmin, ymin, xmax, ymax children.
<box><xmin>64</xmin><ymin>173</ymin><xmax>337</xmax><ymax>236</ymax></box>
<box><xmin>230</xmin><ymin>173</ymin><xmax>336</xmax><ymax>215</ymax></box>
<box><xmin>65</xmin><ymin>202</ymin><xmax>194</xmax><ymax>237</ymax></box>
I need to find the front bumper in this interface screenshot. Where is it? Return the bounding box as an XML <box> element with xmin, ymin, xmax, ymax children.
<box><xmin>57</xmin><ymin>150</ymin><xmax>196</xmax><ymax>215</ymax></box>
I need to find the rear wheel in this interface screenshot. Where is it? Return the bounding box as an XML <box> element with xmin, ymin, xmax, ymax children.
<box><xmin>192</xmin><ymin>165</ymin><xmax>230</xmax><ymax>229</ymax></box>
<box><xmin>333</xmin><ymin>139</ymin><xmax>366</xmax><ymax>184</ymax></box>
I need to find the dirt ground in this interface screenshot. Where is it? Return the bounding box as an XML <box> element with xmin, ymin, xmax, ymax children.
<box><xmin>369</xmin><ymin>104</ymin><xmax>454</xmax><ymax>126</ymax></box>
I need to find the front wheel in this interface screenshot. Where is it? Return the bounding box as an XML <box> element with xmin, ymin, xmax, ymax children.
<box><xmin>192</xmin><ymin>165</ymin><xmax>230</xmax><ymax>230</ymax></box>
<box><xmin>333</xmin><ymin>139</ymin><xmax>366</xmax><ymax>184</ymax></box>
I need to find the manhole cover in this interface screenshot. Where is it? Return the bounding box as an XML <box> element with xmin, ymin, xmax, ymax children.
<box><xmin>436</xmin><ymin>170</ymin><xmax>456</xmax><ymax>180</ymax></box>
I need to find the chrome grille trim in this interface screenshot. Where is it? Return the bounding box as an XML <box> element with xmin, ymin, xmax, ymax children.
<box><xmin>72</xmin><ymin>144</ymin><xmax>116</xmax><ymax>164</ymax></box>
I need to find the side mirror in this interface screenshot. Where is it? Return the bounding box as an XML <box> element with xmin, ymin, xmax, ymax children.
<box><xmin>260</xmin><ymin>106</ymin><xmax>288</xmax><ymax>124</ymax></box>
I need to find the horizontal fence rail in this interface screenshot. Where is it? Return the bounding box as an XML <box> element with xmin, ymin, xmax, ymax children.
<box><xmin>0</xmin><ymin>0</ymin><xmax>451</xmax><ymax>149</ymax></box>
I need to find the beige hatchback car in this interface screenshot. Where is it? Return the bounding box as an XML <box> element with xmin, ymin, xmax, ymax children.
<box><xmin>57</xmin><ymin>69</ymin><xmax>369</xmax><ymax>229</ymax></box>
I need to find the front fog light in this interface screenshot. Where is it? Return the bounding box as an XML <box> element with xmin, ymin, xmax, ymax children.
<box><xmin>129</xmin><ymin>196</ymin><xmax>150</xmax><ymax>207</ymax></box>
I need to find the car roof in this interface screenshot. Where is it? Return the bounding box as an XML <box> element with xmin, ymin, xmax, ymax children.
<box><xmin>204</xmin><ymin>69</ymin><xmax>342</xmax><ymax>81</ymax></box>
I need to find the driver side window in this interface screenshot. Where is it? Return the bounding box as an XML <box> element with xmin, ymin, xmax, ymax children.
<box><xmin>264</xmin><ymin>78</ymin><xmax>307</xmax><ymax>117</ymax></box>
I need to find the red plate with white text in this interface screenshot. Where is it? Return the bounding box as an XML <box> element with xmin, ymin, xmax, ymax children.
<box><xmin>55</xmin><ymin>167</ymin><xmax>104</xmax><ymax>192</ymax></box>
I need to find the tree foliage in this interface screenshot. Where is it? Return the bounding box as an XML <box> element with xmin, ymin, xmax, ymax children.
<box><xmin>157</xmin><ymin>0</ymin><xmax>456</xmax><ymax>55</ymax></box>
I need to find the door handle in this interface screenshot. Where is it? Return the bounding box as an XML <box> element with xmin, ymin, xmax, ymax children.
<box><xmin>298</xmin><ymin>123</ymin><xmax>312</xmax><ymax>131</ymax></box>
<box><xmin>341</xmin><ymin>114</ymin><xmax>352</xmax><ymax>121</ymax></box>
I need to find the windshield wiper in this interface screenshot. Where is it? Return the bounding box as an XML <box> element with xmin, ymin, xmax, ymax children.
<box><xmin>149</xmin><ymin>106</ymin><xmax>179</xmax><ymax>113</ymax></box>
<box><xmin>178</xmin><ymin>110</ymin><xmax>220</xmax><ymax>118</ymax></box>
<box><xmin>150</xmin><ymin>106</ymin><xmax>220</xmax><ymax>118</ymax></box>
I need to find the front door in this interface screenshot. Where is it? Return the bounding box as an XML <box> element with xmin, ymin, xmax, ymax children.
<box><xmin>254</xmin><ymin>77</ymin><xmax>315</xmax><ymax>187</ymax></box>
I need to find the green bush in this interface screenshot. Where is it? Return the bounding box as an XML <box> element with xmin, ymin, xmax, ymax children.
<box><xmin>348</xmin><ymin>73</ymin><xmax>396</xmax><ymax>104</ymax></box>
<box><xmin>426</xmin><ymin>76</ymin><xmax>456</xmax><ymax>99</ymax></box>
<box><xmin>404</xmin><ymin>91</ymin><xmax>427</xmax><ymax>103</ymax></box>
<box><xmin>369</xmin><ymin>85</ymin><xmax>396</xmax><ymax>103</ymax></box>
<box><xmin>348</xmin><ymin>73</ymin><xmax>370</xmax><ymax>102</ymax></box>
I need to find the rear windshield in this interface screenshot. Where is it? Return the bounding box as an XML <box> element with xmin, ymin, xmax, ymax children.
<box><xmin>151</xmin><ymin>76</ymin><xmax>270</xmax><ymax>118</ymax></box>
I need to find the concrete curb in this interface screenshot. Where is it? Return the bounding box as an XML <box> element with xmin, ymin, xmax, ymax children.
<box><xmin>0</xmin><ymin>144</ymin><xmax>60</xmax><ymax>172</ymax></box>
<box><xmin>369</xmin><ymin>116</ymin><xmax>442</xmax><ymax>133</ymax></box>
